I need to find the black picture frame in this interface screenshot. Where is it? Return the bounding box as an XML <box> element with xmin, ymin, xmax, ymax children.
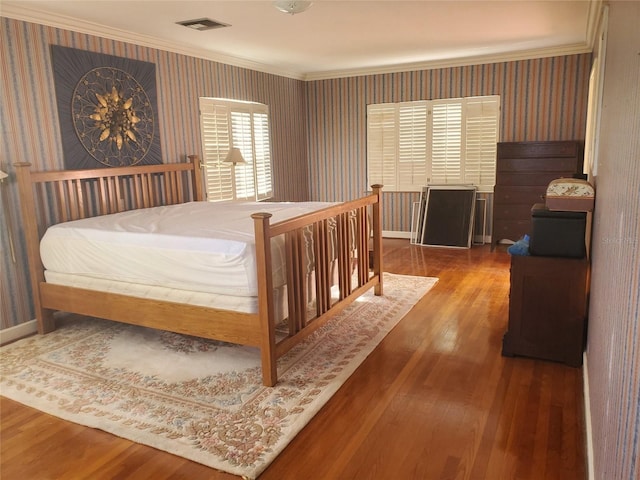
<box><xmin>420</xmin><ymin>185</ymin><xmax>477</xmax><ymax>248</ymax></box>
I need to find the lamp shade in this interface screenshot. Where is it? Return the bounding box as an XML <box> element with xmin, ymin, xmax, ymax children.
<box><xmin>224</xmin><ymin>148</ymin><xmax>246</xmax><ymax>165</ymax></box>
<box><xmin>0</xmin><ymin>170</ymin><xmax>8</xmax><ymax>180</ymax></box>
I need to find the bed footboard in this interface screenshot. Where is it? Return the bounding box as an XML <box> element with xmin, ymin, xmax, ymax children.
<box><xmin>252</xmin><ymin>185</ymin><xmax>383</xmax><ymax>386</ymax></box>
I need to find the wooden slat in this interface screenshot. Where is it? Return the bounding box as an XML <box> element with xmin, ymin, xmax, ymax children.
<box><xmin>56</xmin><ymin>181</ymin><xmax>68</xmax><ymax>222</ymax></box>
<box><xmin>73</xmin><ymin>180</ymin><xmax>82</xmax><ymax>219</ymax></box>
<box><xmin>168</xmin><ymin>171</ymin><xmax>178</xmax><ymax>204</ymax></box>
<box><xmin>105</xmin><ymin>177</ymin><xmax>115</xmax><ymax>213</ymax></box>
<box><xmin>371</xmin><ymin>184</ymin><xmax>383</xmax><ymax>295</ymax></box>
<box><xmin>143</xmin><ymin>173</ymin><xmax>152</xmax><ymax>207</ymax></box>
<box><xmin>337</xmin><ymin>211</ymin><xmax>351</xmax><ymax>299</ymax></box>
<box><xmin>313</xmin><ymin>219</ymin><xmax>330</xmax><ymax>315</ymax></box>
<box><xmin>313</xmin><ymin>221</ymin><xmax>323</xmax><ymax>315</ymax></box>
<box><xmin>357</xmin><ymin>207</ymin><xmax>368</xmax><ymax>286</ymax></box>
<box><xmin>64</xmin><ymin>180</ymin><xmax>76</xmax><ymax>220</ymax></box>
<box><xmin>133</xmin><ymin>174</ymin><xmax>143</xmax><ymax>208</ymax></box>
<box><xmin>97</xmin><ymin>177</ymin><xmax>108</xmax><ymax>214</ymax></box>
<box><xmin>83</xmin><ymin>180</ymin><xmax>93</xmax><ymax>217</ymax></box>
<box><xmin>285</xmin><ymin>230</ymin><xmax>305</xmax><ymax>334</ymax></box>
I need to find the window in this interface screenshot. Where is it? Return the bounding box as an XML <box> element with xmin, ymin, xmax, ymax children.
<box><xmin>199</xmin><ymin>97</ymin><xmax>273</xmax><ymax>201</ymax></box>
<box><xmin>367</xmin><ymin>95</ymin><xmax>500</xmax><ymax>193</ymax></box>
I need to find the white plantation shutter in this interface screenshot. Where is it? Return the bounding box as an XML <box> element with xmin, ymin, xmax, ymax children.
<box><xmin>231</xmin><ymin>111</ymin><xmax>255</xmax><ymax>200</ymax></box>
<box><xmin>253</xmin><ymin>112</ymin><xmax>272</xmax><ymax>200</ymax></box>
<box><xmin>199</xmin><ymin>98</ymin><xmax>273</xmax><ymax>202</ymax></box>
<box><xmin>431</xmin><ymin>100</ymin><xmax>463</xmax><ymax>184</ymax></box>
<box><xmin>398</xmin><ymin>102</ymin><xmax>428</xmax><ymax>189</ymax></box>
<box><xmin>464</xmin><ymin>96</ymin><xmax>500</xmax><ymax>191</ymax></box>
<box><xmin>367</xmin><ymin>104</ymin><xmax>397</xmax><ymax>190</ymax></box>
<box><xmin>199</xmin><ymin>100</ymin><xmax>233</xmax><ymax>201</ymax></box>
<box><xmin>366</xmin><ymin>95</ymin><xmax>500</xmax><ymax>192</ymax></box>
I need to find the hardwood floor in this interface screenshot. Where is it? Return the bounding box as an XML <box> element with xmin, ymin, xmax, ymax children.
<box><xmin>0</xmin><ymin>240</ymin><xmax>586</xmax><ymax>479</ymax></box>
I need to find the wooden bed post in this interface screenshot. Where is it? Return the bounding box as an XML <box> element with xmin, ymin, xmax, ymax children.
<box><xmin>251</xmin><ymin>212</ymin><xmax>278</xmax><ymax>387</ymax></box>
<box><xmin>187</xmin><ymin>155</ymin><xmax>205</xmax><ymax>201</ymax></box>
<box><xmin>13</xmin><ymin>163</ymin><xmax>56</xmax><ymax>333</ymax></box>
<box><xmin>371</xmin><ymin>184</ymin><xmax>383</xmax><ymax>296</ymax></box>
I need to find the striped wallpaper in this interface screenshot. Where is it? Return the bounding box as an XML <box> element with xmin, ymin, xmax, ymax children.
<box><xmin>0</xmin><ymin>17</ymin><xmax>309</xmax><ymax>329</ymax></box>
<box><xmin>306</xmin><ymin>55</ymin><xmax>592</xmax><ymax>231</ymax></box>
<box><xmin>0</xmin><ymin>16</ymin><xmax>590</xmax><ymax>327</ymax></box>
<box><xmin>585</xmin><ymin>3</ymin><xmax>640</xmax><ymax>480</ymax></box>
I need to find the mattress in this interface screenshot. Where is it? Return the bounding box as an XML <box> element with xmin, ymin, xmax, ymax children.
<box><xmin>40</xmin><ymin>201</ymin><xmax>334</xmax><ymax>297</ymax></box>
<box><xmin>44</xmin><ymin>271</ymin><xmax>289</xmax><ymax>319</ymax></box>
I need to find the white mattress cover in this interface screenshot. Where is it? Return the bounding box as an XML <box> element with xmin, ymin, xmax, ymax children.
<box><xmin>40</xmin><ymin>201</ymin><xmax>333</xmax><ymax>297</ymax></box>
<box><xmin>43</xmin><ymin>271</ymin><xmax>289</xmax><ymax>319</ymax></box>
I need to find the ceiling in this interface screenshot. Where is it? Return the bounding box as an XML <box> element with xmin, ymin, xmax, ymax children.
<box><xmin>1</xmin><ymin>0</ymin><xmax>598</xmax><ymax>80</ymax></box>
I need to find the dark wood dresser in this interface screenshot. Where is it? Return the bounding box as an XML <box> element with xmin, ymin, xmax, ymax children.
<box><xmin>492</xmin><ymin>141</ymin><xmax>584</xmax><ymax>248</ymax></box>
<box><xmin>502</xmin><ymin>255</ymin><xmax>589</xmax><ymax>367</ymax></box>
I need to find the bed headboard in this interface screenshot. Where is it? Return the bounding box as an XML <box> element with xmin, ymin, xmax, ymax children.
<box><xmin>14</xmin><ymin>155</ymin><xmax>204</xmax><ymax>331</ymax></box>
<box><xmin>15</xmin><ymin>155</ymin><xmax>203</xmax><ymax>232</ymax></box>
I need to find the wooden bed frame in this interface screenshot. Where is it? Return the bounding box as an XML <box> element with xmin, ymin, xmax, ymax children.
<box><xmin>14</xmin><ymin>155</ymin><xmax>383</xmax><ymax>386</ymax></box>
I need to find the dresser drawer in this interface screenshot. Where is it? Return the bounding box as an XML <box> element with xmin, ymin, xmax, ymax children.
<box><xmin>494</xmin><ymin>185</ymin><xmax>546</xmax><ymax>205</ymax></box>
<box><xmin>497</xmin><ymin>157</ymin><xmax>581</xmax><ymax>173</ymax></box>
<box><xmin>493</xmin><ymin>203</ymin><xmax>535</xmax><ymax>220</ymax></box>
<box><xmin>495</xmin><ymin>171</ymin><xmax>575</xmax><ymax>187</ymax></box>
<box><xmin>497</xmin><ymin>141</ymin><xmax>581</xmax><ymax>159</ymax></box>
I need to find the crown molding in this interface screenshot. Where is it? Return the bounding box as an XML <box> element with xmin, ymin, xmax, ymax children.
<box><xmin>303</xmin><ymin>43</ymin><xmax>593</xmax><ymax>81</ymax></box>
<box><xmin>585</xmin><ymin>0</ymin><xmax>605</xmax><ymax>50</ymax></box>
<box><xmin>0</xmin><ymin>3</ymin><xmax>306</xmax><ymax>80</ymax></box>
<box><xmin>1</xmin><ymin>2</ymin><xmax>595</xmax><ymax>83</ymax></box>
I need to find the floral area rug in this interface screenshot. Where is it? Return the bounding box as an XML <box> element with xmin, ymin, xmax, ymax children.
<box><xmin>0</xmin><ymin>273</ymin><xmax>437</xmax><ymax>479</ymax></box>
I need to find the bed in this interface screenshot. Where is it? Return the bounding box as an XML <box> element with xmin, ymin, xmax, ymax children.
<box><xmin>14</xmin><ymin>155</ymin><xmax>383</xmax><ymax>386</ymax></box>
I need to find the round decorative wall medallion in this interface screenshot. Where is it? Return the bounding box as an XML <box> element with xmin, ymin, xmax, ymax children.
<box><xmin>72</xmin><ymin>67</ymin><xmax>155</xmax><ymax>167</ymax></box>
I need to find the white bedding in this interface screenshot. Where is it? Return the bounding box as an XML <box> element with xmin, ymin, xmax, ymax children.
<box><xmin>40</xmin><ymin>201</ymin><xmax>333</xmax><ymax>297</ymax></box>
<box><xmin>44</xmin><ymin>271</ymin><xmax>289</xmax><ymax>318</ymax></box>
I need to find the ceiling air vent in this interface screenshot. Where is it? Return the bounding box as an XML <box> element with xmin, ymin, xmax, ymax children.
<box><xmin>177</xmin><ymin>18</ymin><xmax>229</xmax><ymax>31</ymax></box>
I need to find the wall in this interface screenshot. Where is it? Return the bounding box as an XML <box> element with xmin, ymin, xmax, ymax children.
<box><xmin>586</xmin><ymin>2</ymin><xmax>640</xmax><ymax>479</ymax></box>
<box><xmin>307</xmin><ymin>56</ymin><xmax>592</xmax><ymax>231</ymax></box>
<box><xmin>0</xmin><ymin>18</ymin><xmax>310</xmax><ymax>328</ymax></box>
<box><xmin>0</xmin><ymin>17</ymin><xmax>592</xmax><ymax>330</ymax></box>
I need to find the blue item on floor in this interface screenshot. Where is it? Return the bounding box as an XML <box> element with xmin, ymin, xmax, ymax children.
<box><xmin>507</xmin><ymin>234</ymin><xmax>530</xmax><ymax>256</ymax></box>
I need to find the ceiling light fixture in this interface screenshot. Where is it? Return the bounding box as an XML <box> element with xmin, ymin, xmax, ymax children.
<box><xmin>273</xmin><ymin>1</ymin><xmax>313</xmax><ymax>15</ymax></box>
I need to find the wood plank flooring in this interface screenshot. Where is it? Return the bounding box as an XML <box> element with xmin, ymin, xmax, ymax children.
<box><xmin>0</xmin><ymin>240</ymin><xmax>586</xmax><ymax>479</ymax></box>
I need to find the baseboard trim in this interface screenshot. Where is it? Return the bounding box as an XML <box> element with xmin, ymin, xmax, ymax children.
<box><xmin>383</xmin><ymin>230</ymin><xmax>411</xmax><ymax>239</ymax></box>
<box><xmin>0</xmin><ymin>319</ymin><xmax>37</xmax><ymax>345</ymax></box>
<box><xmin>383</xmin><ymin>231</ymin><xmax>493</xmax><ymax>243</ymax></box>
<box><xmin>583</xmin><ymin>352</ymin><xmax>595</xmax><ymax>480</ymax></box>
